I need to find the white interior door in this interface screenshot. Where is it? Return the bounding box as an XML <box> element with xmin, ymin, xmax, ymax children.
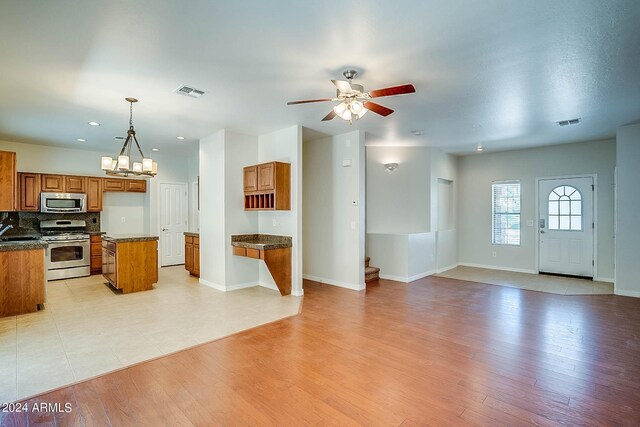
<box><xmin>160</xmin><ymin>183</ymin><xmax>187</xmax><ymax>266</ymax></box>
<box><xmin>538</xmin><ymin>177</ymin><xmax>594</xmax><ymax>277</ymax></box>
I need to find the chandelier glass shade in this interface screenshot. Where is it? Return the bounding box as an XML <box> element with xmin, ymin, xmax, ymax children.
<box><xmin>100</xmin><ymin>98</ymin><xmax>157</xmax><ymax>177</ymax></box>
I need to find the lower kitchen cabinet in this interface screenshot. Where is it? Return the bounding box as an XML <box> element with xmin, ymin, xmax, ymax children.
<box><xmin>102</xmin><ymin>237</ymin><xmax>158</xmax><ymax>293</ymax></box>
<box><xmin>184</xmin><ymin>234</ymin><xmax>200</xmax><ymax>277</ymax></box>
<box><xmin>0</xmin><ymin>248</ymin><xmax>46</xmax><ymax>317</ymax></box>
<box><xmin>90</xmin><ymin>235</ymin><xmax>102</xmax><ymax>274</ymax></box>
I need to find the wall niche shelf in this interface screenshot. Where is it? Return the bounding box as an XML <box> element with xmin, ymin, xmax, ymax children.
<box><xmin>243</xmin><ymin>161</ymin><xmax>290</xmax><ymax>211</ymax></box>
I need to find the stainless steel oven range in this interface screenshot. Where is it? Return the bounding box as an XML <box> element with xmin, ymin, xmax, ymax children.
<box><xmin>40</xmin><ymin>220</ymin><xmax>91</xmax><ymax>280</ymax></box>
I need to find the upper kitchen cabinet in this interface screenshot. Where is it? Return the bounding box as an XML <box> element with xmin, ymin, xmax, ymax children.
<box><xmin>65</xmin><ymin>175</ymin><xmax>86</xmax><ymax>193</ymax></box>
<box><xmin>243</xmin><ymin>161</ymin><xmax>290</xmax><ymax>210</ymax></box>
<box><xmin>18</xmin><ymin>172</ymin><xmax>41</xmax><ymax>211</ymax></box>
<box><xmin>0</xmin><ymin>151</ymin><xmax>17</xmax><ymax>211</ymax></box>
<box><xmin>243</xmin><ymin>166</ymin><xmax>258</xmax><ymax>192</ymax></box>
<box><xmin>41</xmin><ymin>174</ymin><xmax>86</xmax><ymax>193</ymax></box>
<box><xmin>86</xmin><ymin>177</ymin><xmax>103</xmax><ymax>212</ymax></box>
<box><xmin>103</xmin><ymin>178</ymin><xmax>126</xmax><ymax>192</ymax></box>
<box><xmin>125</xmin><ymin>179</ymin><xmax>146</xmax><ymax>193</ymax></box>
<box><xmin>41</xmin><ymin>174</ymin><xmax>65</xmax><ymax>192</ymax></box>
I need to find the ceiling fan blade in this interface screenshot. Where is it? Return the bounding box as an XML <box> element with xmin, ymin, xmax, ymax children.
<box><xmin>287</xmin><ymin>98</ymin><xmax>334</xmax><ymax>105</ymax></box>
<box><xmin>321</xmin><ymin>110</ymin><xmax>337</xmax><ymax>121</ymax></box>
<box><xmin>363</xmin><ymin>101</ymin><xmax>394</xmax><ymax>117</ymax></box>
<box><xmin>368</xmin><ymin>84</ymin><xmax>416</xmax><ymax>98</ymax></box>
<box><xmin>332</xmin><ymin>79</ymin><xmax>353</xmax><ymax>94</ymax></box>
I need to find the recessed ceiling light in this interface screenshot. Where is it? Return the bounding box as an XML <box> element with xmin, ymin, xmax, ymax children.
<box><xmin>76</xmin><ymin>138</ymin><xmax>86</xmax><ymax>142</ymax></box>
<box><xmin>411</xmin><ymin>130</ymin><xmax>424</xmax><ymax>136</ymax></box>
<box><xmin>176</xmin><ymin>136</ymin><xmax>185</xmax><ymax>140</ymax></box>
<box><xmin>476</xmin><ymin>145</ymin><xmax>484</xmax><ymax>152</ymax></box>
<box><xmin>151</xmin><ymin>148</ymin><xmax>160</xmax><ymax>152</ymax></box>
<box><xmin>88</xmin><ymin>121</ymin><xmax>101</xmax><ymax>126</ymax></box>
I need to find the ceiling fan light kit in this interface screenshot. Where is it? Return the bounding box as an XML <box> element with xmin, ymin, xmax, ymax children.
<box><xmin>287</xmin><ymin>70</ymin><xmax>415</xmax><ymax>124</ymax></box>
<box><xmin>100</xmin><ymin>98</ymin><xmax>158</xmax><ymax>178</ymax></box>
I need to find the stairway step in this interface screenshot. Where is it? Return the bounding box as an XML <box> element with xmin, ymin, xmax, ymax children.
<box><xmin>365</xmin><ymin>266</ymin><xmax>380</xmax><ymax>274</ymax></box>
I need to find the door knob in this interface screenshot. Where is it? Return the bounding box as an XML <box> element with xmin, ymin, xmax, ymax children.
<box><xmin>162</xmin><ymin>228</ymin><xmax>168</xmax><ymax>231</ymax></box>
<box><xmin>540</xmin><ymin>230</ymin><xmax>546</xmax><ymax>234</ymax></box>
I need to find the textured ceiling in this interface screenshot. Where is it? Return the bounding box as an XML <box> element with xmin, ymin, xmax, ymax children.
<box><xmin>0</xmin><ymin>0</ymin><xmax>639</xmax><ymax>156</ymax></box>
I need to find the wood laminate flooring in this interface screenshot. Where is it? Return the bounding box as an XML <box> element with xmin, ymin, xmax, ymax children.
<box><xmin>2</xmin><ymin>275</ymin><xmax>640</xmax><ymax>426</ymax></box>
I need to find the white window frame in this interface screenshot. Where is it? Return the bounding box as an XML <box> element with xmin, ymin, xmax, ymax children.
<box><xmin>492</xmin><ymin>180</ymin><xmax>521</xmax><ymax>246</ymax></box>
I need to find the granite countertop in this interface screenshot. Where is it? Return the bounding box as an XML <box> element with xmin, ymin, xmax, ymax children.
<box><xmin>184</xmin><ymin>232</ymin><xmax>199</xmax><ymax>237</ymax></box>
<box><xmin>0</xmin><ymin>240</ymin><xmax>48</xmax><ymax>252</ymax></box>
<box><xmin>88</xmin><ymin>231</ymin><xmax>106</xmax><ymax>236</ymax></box>
<box><xmin>231</xmin><ymin>234</ymin><xmax>292</xmax><ymax>250</ymax></box>
<box><xmin>102</xmin><ymin>235</ymin><xmax>159</xmax><ymax>243</ymax></box>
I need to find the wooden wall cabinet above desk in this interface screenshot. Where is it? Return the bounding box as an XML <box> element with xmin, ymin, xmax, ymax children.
<box><xmin>243</xmin><ymin>161</ymin><xmax>290</xmax><ymax>210</ymax></box>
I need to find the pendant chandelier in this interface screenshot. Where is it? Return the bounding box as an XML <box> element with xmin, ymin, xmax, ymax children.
<box><xmin>101</xmin><ymin>97</ymin><xmax>157</xmax><ymax>177</ymax></box>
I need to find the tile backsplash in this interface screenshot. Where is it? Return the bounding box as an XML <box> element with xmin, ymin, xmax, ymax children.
<box><xmin>0</xmin><ymin>212</ymin><xmax>100</xmax><ymax>233</ymax></box>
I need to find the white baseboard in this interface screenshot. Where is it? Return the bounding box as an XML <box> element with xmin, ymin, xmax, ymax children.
<box><xmin>615</xmin><ymin>289</ymin><xmax>640</xmax><ymax>298</ymax></box>
<box><xmin>458</xmin><ymin>262</ymin><xmax>538</xmax><ymax>275</ymax></box>
<box><xmin>291</xmin><ymin>288</ymin><xmax>304</xmax><ymax>296</ymax></box>
<box><xmin>302</xmin><ymin>274</ymin><xmax>365</xmax><ymax>291</ymax></box>
<box><xmin>198</xmin><ymin>278</ymin><xmax>226</xmax><ymax>291</ymax></box>
<box><xmin>226</xmin><ymin>281</ymin><xmax>260</xmax><ymax>291</ymax></box>
<box><xmin>379</xmin><ymin>270</ymin><xmax>437</xmax><ymax>283</ymax></box>
<box><xmin>436</xmin><ymin>264</ymin><xmax>459</xmax><ymax>274</ymax></box>
<box><xmin>595</xmin><ymin>276</ymin><xmax>615</xmax><ymax>283</ymax></box>
<box><xmin>258</xmin><ymin>282</ymin><xmax>279</xmax><ymax>291</ymax></box>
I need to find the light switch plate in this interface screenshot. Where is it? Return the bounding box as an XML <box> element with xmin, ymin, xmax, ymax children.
<box><xmin>342</xmin><ymin>159</ymin><xmax>352</xmax><ymax>167</ymax></box>
<box><xmin>527</xmin><ymin>220</ymin><xmax>534</xmax><ymax>227</ymax></box>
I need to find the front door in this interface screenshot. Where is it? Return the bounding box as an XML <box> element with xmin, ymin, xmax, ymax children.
<box><xmin>538</xmin><ymin>177</ymin><xmax>594</xmax><ymax>277</ymax></box>
<box><xmin>160</xmin><ymin>183</ymin><xmax>187</xmax><ymax>266</ymax></box>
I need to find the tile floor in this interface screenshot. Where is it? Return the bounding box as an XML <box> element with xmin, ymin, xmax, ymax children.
<box><xmin>0</xmin><ymin>266</ymin><xmax>301</xmax><ymax>404</ymax></box>
<box><xmin>436</xmin><ymin>265</ymin><xmax>614</xmax><ymax>295</ymax></box>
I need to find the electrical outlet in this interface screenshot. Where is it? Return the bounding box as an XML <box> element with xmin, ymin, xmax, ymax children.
<box><xmin>272</xmin><ymin>219</ymin><xmax>277</xmax><ymax>227</ymax></box>
<box><xmin>121</xmin><ymin>217</ymin><xmax>126</xmax><ymax>223</ymax></box>
<box><xmin>350</xmin><ymin>221</ymin><xmax>356</xmax><ymax>230</ymax></box>
<box><xmin>492</xmin><ymin>251</ymin><xmax>497</xmax><ymax>258</ymax></box>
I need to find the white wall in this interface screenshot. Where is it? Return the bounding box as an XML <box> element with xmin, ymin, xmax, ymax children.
<box><xmin>366</xmin><ymin>146</ymin><xmax>430</xmax><ymax>233</ymax></box>
<box><xmin>615</xmin><ymin>124</ymin><xmax>640</xmax><ymax>297</ymax></box>
<box><xmin>458</xmin><ymin>139</ymin><xmax>616</xmax><ymax>280</ymax></box>
<box><xmin>187</xmin><ymin>150</ymin><xmax>200</xmax><ymax>232</ymax></box>
<box><xmin>303</xmin><ymin>130</ymin><xmax>365</xmax><ymax>290</ymax></box>
<box><xmin>258</xmin><ymin>125</ymin><xmax>303</xmax><ymax>295</ymax></box>
<box><xmin>366</xmin><ymin>232</ymin><xmax>437</xmax><ymax>282</ymax></box>
<box><xmin>0</xmin><ymin>139</ymin><xmax>191</xmax><ymax>238</ymax></box>
<box><xmin>198</xmin><ymin>131</ymin><xmax>227</xmax><ymax>287</ymax></box>
<box><xmin>225</xmin><ymin>131</ymin><xmax>259</xmax><ymax>288</ymax></box>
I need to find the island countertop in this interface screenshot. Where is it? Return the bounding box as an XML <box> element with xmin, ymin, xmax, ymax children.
<box><xmin>0</xmin><ymin>240</ymin><xmax>48</xmax><ymax>252</ymax></box>
<box><xmin>102</xmin><ymin>235</ymin><xmax>159</xmax><ymax>243</ymax></box>
<box><xmin>231</xmin><ymin>234</ymin><xmax>292</xmax><ymax>250</ymax></box>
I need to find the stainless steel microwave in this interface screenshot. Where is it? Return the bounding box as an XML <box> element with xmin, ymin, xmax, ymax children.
<box><xmin>40</xmin><ymin>192</ymin><xmax>87</xmax><ymax>213</ymax></box>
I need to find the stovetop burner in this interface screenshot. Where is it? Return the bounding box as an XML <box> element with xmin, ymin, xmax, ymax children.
<box><xmin>39</xmin><ymin>219</ymin><xmax>89</xmax><ymax>241</ymax></box>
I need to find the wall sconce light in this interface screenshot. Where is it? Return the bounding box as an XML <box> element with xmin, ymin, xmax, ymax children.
<box><xmin>384</xmin><ymin>163</ymin><xmax>399</xmax><ymax>172</ymax></box>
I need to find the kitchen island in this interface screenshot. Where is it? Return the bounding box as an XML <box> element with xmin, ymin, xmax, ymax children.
<box><xmin>0</xmin><ymin>240</ymin><xmax>48</xmax><ymax>317</ymax></box>
<box><xmin>102</xmin><ymin>235</ymin><xmax>158</xmax><ymax>293</ymax></box>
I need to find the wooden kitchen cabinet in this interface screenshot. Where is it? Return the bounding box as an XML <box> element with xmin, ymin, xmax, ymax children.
<box><xmin>125</xmin><ymin>179</ymin><xmax>146</xmax><ymax>193</ymax></box>
<box><xmin>86</xmin><ymin>177</ymin><xmax>103</xmax><ymax>212</ymax></box>
<box><xmin>258</xmin><ymin>163</ymin><xmax>275</xmax><ymax>191</ymax></box>
<box><xmin>18</xmin><ymin>172</ymin><xmax>41</xmax><ymax>211</ymax></box>
<box><xmin>90</xmin><ymin>235</ymin><xmax>102</xmax><ymax>274</ymax></box>
<box><xmin>243</xmin><ymin>161</ymin><xmax>290</xmax><ymax>211</ymax></box>
<box><xmin>0</xmin><ymin>248</ymin><xmax>46</xmax><ymax>317</ymax></box>
<box><xmin>243</xmin><ymin>166</ymin><xmax>258</xmax><ymax>192</ymax></box>
<box><xmin>65</xmin><ymin>175</ymin><xmax>86</xmax><ymax>193</ymax></box>
<box><xmin>184</xmin><ymin>234</ymin><xmax>200</xmax><ymax>277</ymax></box>
<box><xmin>41</xmin><ymin>174</ymin><xmax>65</xmax><ymax>192</ymax></box>
<box><xmin>102</xmin><ymin>238</ymin><xmax>158</xmax><ymax>293</ymax></box>
<box><xmin>103</xmin><ymin>178</ymin><xmax>126</xmax><ymax>192</ymax></box>
<box><xmin>0</xmin><ymin>151</ymin><xmax>17</xmax><ymax>211</ymax></box>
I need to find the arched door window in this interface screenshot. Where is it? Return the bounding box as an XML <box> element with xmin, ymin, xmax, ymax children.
<box><xmin>548</xmin><ymin>185</ymin><xmax>582</xmax><ymax>230</ymax></box>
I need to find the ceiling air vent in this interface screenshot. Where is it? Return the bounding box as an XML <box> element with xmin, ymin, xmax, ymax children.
<box><xmin>557</xmin><ymin>118</ymin><xmax>581</xmax><ymax>126</ymax></box>
<box><xmin>114</xmin><ymin>136</ymin><xmax>125</xmax><ymax>140</ymax></box>
<box><xmin>175</xmin><ymin>85</ymin><xmax>206</xmax><ymax>98</ymax></box>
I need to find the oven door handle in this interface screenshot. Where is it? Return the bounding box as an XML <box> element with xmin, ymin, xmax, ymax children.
<box><xmin>47</xmin><ymin>239</ymin><xmax>90</xmax><ymax>244</ymax></box>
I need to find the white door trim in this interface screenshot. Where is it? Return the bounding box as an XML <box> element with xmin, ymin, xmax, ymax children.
<box><xmin>535</xmin><ymin>174</ymin><xmax>598</xmax><ymax>278</ymax></box>
<box><xmin>158</xmin><ymin>181</ymin><xmax>189</xmax><ymax>267</ymax></box>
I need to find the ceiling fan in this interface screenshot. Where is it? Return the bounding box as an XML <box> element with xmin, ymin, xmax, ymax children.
<box><xmin>287</xmin><ymin>70</ymin><xmax>416</xmax><ymax>124</ymax></box>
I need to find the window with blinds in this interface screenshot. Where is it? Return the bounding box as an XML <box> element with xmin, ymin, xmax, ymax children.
<box><xmin>492</xmin><ymin>181</ymin><xmax>521</xmax><ymax>245</ymax></box>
